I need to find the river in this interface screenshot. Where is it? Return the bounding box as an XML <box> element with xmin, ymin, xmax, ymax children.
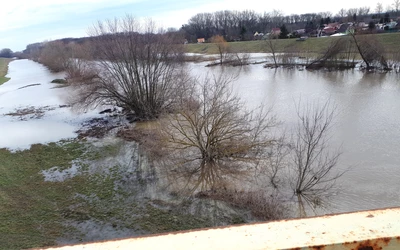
<box><xmin>2</xmin><ymin>58</ymin><xmax>399</xmax><ymax>216</ymax></box>
<box><xmin>191</xmin><ymin>61</ymin><xmax>400</xmax><ymax>215</ymax></box>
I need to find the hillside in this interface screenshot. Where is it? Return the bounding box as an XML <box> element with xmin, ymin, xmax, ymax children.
<box><xmin>185</xmin><ymin>32</ymin><xmax>400</xmax><ymax>55</ymax></box>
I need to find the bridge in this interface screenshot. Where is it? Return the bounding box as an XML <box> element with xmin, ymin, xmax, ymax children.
<box><xmin>40</xmin><ymin>207</ymin><xmax>400</xmax><ymax>250</ymax></box>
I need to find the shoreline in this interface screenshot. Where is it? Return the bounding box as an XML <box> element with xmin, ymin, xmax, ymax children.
<box><xmin>0</xmin><ymin>58</ymin><xmax>13</xmax><ymax>85</ymax></box>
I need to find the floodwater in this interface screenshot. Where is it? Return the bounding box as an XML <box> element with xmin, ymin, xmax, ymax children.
<box><xmin>190</xmin><ymin>61</ymin><xmax>400</xmax><ymax>215</ymax></box>
<box><xmin>2</xmin><ymin>58</ymin><xmax>400</xmax><ymax>216</ymax></box>
<box><xmin>0</xmin><ymin>59</ymin><xmax>99</xmax><ymax>149</ymax></box>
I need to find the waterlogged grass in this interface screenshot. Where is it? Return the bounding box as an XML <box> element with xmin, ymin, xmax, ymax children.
<box><xmin>185</xmin><ymin>32</ymin><xmax>400</xmax><ymax>55</ymax></box>
<box><xmin>0</xmin><ymin>141</ymin><xmax>85</xmax><ymax>249</ymax></box>
<box><xmin>0</xmin><ymin>58</ymin><xmax>12</xmax><ymax>85</ymax></box>
<box><xmin>0</xmin><ymin>139</ymin><xmax>213</xmax><ymax>249</ymax></box>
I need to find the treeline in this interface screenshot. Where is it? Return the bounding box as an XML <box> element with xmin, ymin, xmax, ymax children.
<box><xmin>0</xmin><ymin>48</ymin><xmax>15</xmax><ymax>58</ymax></box>
<box><xmin>180</xmin><ymin>7</ymin><xmax>400</xmax><ymax>42</ymax></box>
<box><xmin>21</xmin><ymin>31</ymin><xmax>184</xmax><ymax>73</ymax></box>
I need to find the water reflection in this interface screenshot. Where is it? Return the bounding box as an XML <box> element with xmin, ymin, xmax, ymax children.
<box><xmin>189</xmin><ymin>63</ymin><xmax>400</xmax><ymax>214</ymax></box>
<box><xmin>0</xmin><ymin>60</ymin><xmax>99</xmax><ymax>150</ymax></box>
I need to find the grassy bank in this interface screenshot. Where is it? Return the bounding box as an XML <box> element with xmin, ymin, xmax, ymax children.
<box><xmin>185</xmin><ymin>32</ymin><xmax>400</xmax><ymax>55</ymax></box>
<box><xmin>0</xmin><ymin>140</ymin><xmax>213</xmax><ymax>249</ymax></box>
<box><xmin>0</xmin><ymin>58</ymin><xmax>12</xmax><ymax>85</ymax></box>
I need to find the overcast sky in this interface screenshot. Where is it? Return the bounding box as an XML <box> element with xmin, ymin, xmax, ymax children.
<box><xmin>0</xmin><ymin>0</ymin><xmax>395</xmax><ymax>51</ymax></box>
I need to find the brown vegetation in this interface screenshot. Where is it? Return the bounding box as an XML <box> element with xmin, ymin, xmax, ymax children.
<box><xmin>350</xmin><ymin>33</ymin><xmax>389</xmax><ymax>70</ymax></box>
<box><xmin>198</xmin><ymin>189</ymin><xmax>288</xmax><ymax>220</ymax></box>
<box><xmin>68</xmin><ymin>15</ymin><xmax>188</xmax><ymax>120</ymax></box>
<box><xmin>290</xmin><ymin>100</ymin><xmax>344</xmax><ymax>217</ymax></box>
<box><xmin>210</xmin><ymin>35</ymin><xmax>229</xmax><ymax>65</ymax></box>
<box><xmin>159</xmin><ymin>74</ymin><xmax>278</xmax><ymax>194</ymax></box>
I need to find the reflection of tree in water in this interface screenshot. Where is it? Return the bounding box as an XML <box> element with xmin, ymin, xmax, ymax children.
<box><xmin>289</xmin><ymin>100</ymin><xmax>345</xmax><ymax>217</ymax></box>
<box><xmin>134</xmin><ymin>73</ymin><xmax>346</xmax><ymax>221</ymax></box>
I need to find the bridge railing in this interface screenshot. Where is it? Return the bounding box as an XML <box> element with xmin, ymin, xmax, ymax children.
<box><xmin>40</xmin><ymin>207</ymin><xmax>400</xmax><ymax>250</ymax></box>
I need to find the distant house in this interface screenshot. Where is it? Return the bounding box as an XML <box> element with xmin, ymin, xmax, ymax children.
<box><xmin>320</xmin><ymin>22</ymin><xmax>343</xmax><ymax>36</ymax></box>
<box><xmin>337</xmin><ymin>23</ymin><xmax>351</xmax><ymax>33</ymax></box>
<box><xmin>322</xmin><ymin>26</ymin><xmax>336</xmax><ymax>35</ymax></box>
<box><xmin>383</xmin><ymin>21</ymin><xmax>398</xmax><ymax>30</ymax></box>
<box><xmin>197</xmin><ymin>38</ymin><xmax>205</xmax><ymax>43</ymax></box>
<box><xmin>327</xmin><ymin>22</ymin><xmax>340</xmax><ymax>29</ymax></box>
<box><xmin>253</xmin><ymin>32</ymin><xmax>264</xmax><ymax>40</ymax></box>
<box><xmin>270</xmin><ymin>28</ymin><xmax>281</xmax><ymax>37</ymax></box>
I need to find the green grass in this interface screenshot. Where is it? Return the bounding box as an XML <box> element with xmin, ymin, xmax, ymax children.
<box><xmin>0</xmin><ymin>141</ymin><xmax>86</xmax><ymax>249</ymax></box>
<box><xmin>185</xmin><ymin>32</ymin><xmax>400</xmax><ymax>55</ymax></box>
<box><xmin>0</xmin><ymin>139</ymin><xmax>214</xmax><ymax>249</ymax></box>
<box><xmin>0</xmin><ymin>58</ymin><xmax>12</xmax><ymax>85</ymax></box>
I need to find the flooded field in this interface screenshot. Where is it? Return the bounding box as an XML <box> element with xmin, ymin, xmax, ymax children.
<box><xmin>1</xmin><ymin>58</ymin><xmax>399</xmax><ymax>247</ymax></box>
<box><xmin>190</xmin><ymin>61</ymin><xmax>400</xmax><ymax>214</ymax></box>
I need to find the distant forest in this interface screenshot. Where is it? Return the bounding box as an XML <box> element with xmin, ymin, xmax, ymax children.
<box><xmin>179</xmin><ymin>7</ymin><xmax>400</xmax><ymax>42</ymax></box>
<box><xmin>18</xmin><ymin>5</ymin><xmax>400</xmax><ymax>56</ymax></box>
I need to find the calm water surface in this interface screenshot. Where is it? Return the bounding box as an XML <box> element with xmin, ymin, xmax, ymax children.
<box><xmin>3</xmin><ymin>59</ymin><xmax>399</xmax><ymax>215</ymax></box>
<box><xmin>191</xmin><ymin>62</ymin><xmax>400</xmax><ymax>214</ymax></box>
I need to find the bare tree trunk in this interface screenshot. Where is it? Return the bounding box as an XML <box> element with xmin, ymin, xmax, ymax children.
<box><xmin>350</xmin><ymin>32</ymin><xmax>371</xmax><ymax>69</ymax></box>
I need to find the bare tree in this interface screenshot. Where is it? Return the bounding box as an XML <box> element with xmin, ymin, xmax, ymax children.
<box><xmin>350</xmin><ymin>32</ymin><xmax>388</xmax><ymax>70</ymax></box>
<box><xmin>394</xmin><ymin>0</ymin><xmax>400</xmax><ymax>13</ymax></box>
<box><xmin>264</xmin><ymin>35</ymin><xmax>279</xmax><ymax>67</ymax></box>
<box><xmin>160</xmin><ymin>74</ymin><xmax>278</xmax><ymax>194</ymax></box>
<box><xmin>346</xmin><ymin>8</ymin><xmax>358</xmax><ymax>18</ymax></box>
<box><xmin>69</xmin><ymin>15</ymin><xmax>186</xmax><ymax>120</ymax></box>
<box><xmin>289</xmin><ymin>100</ymin><xmax>344</xmax><ymax>217</ymax></box>
<box><xmin>64</xmin><ymin>42</ymin><xmax>94</xmax><ymax>82</ymax></box>
<box><xmin>358</xmin><ymin>6</ymin><xmax>370</xmax><ymax>16</ymax></box>
<box><xmin>306</xmin><ymin>38</ymin><xmax>346</xmax><ymax>69</ymax></box>
<box><xmin>337</xmin><ymin>8</ymin><xmax>347</xmax><ymax>20</ymax></box>
<box><xmin>37</xmin><ymin>41</ymin><xmax>71</xmax><ymax>72</ymax></box>
<box><xmin>375</xmin><ymin>2</ymin><xmax>384</xmax><ymax>14</ymax></box>
<box><xmin>210</xmin><ymin>35</ymin><xmax>230</xmax><ymax>65</ymax></box>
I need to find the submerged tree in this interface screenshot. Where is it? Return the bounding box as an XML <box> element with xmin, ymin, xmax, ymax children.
<box><xmin>289</xmin><ymin>100</ymin><xmax>344</xmax><ymax>217</ymax></box>
<box><xmin>161</xmin><ymin>74</ymin><xmax>278</xmax><ymax>194</ymax></box>
<box><xmin>350</xmin><ymin>32</ymin><xmax>388</xmax><ymax>70</ymax></box>
<box><xmin>264</xmin><ymin>34</ymin><xmax>279</xmax><ymax>67</ymax></box>
<box><xmin>210</xmin><ymin>35</ymin><xmax>230</xmax><ymax>65</ymax></box>
<box><xmin>69</xmin><ymin>15</ymin><xmax>186</xmax><ymax>120</ymax></box>
<box><xmin>306</xmin><ymin>38</ymin><xmax>346</xmax><ymax>69</ymax></box>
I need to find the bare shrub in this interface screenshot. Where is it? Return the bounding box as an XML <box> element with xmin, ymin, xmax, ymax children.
<box><xmin>350</xmin><ymin>33</ymin><xmax>388</xmax><ymax>70</ymax></box>
<box><xmin>69</xmin><ymin>15</ymin><xmax>187</xmax><ymax>120</ymax></box>
<box><xmin>231</xmin><ymin>52</ymin><xmax>250</xmax><ymax>66</ymax></box>
<box><xmin>307</xmin><ymin>38</ymin><xmax>346</xmax><ymax>69</ymax></box>
<box><xmin>198</xmin><ymin>189</ymin><xmax>288</xmax><ymax>221</ymax></box>
<box><xmin>264</xmin><ymin>36</ymin><xmax>280</xmax><ymax>67</ymax></box>
<box><xmin>289</xmin><ymin>100</ymin><xmax>344</xmax><ymax>217</ymax></box>
<box><xmin>342</xmin><ymin>38</ymin><xmax>358</xmax><ymax>68</ymax></box>
<box><xmin>280</xmin><ymin>44</ymin><xmax>298</xmax><ymax>66</ymax></box>
<box><xmin>64</xmin><ymin>43</ymin><xmax>93</xmax><ymax>82</ymax></box>
<box><xmin>117</xmin><ymin>121</ymin><xmax>168</xmax><ymax>161</ymax></box>
<box><xmin>210</xmin><ymin>35</ymin><xmax>230</xmax><ymax>65</ymax></box>
<box><xmin>160</xmin><ymin>74</ymin><xmax>278</xmax><ymax>195</ymax></box>
<box><xmin>38</xmin><ymin>41</ymin><xmax>71</xmax><ymax>72</ymax></box>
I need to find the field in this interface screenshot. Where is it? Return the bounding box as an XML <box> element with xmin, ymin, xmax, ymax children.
<box><xmin>0</xmin><ymin>140</ymin><xmax>213</xmax><ymax>249</ymax></box>
<box><xmin>185</xmin><ymin>32</ymin><xmax>400</xmax><ymax>55</ymax></box>
<box><xmin>0</xmin><ymin>58</ymin><xmax>12</xmax><ymax>85</ymax></box>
